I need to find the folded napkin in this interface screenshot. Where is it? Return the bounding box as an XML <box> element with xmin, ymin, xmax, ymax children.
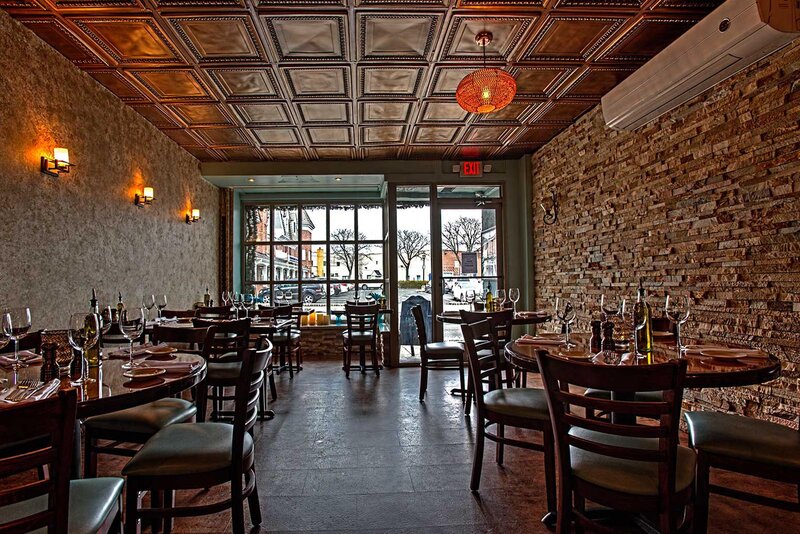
<box><xmin>107</xmin><ymin>342</ymin><xmax>164</xmax><ymax>359</ymax></box>
<box><xmin>516</xmin><ymin>335</ymin><xmax>564</xmax><ymax>346</ymax></box>
<box><xmin>139</xmin><ymin>360</ymin><xmax>200</xmax><ymax>373</ymax></box>
<box><xmin>0</xmin><ymin>379</ymin><xmax>61</xmax><ymax>403</ymax></box>
<box><xmin>0</xmin><ymin>350</ymin><xmax>42</xmax><ymax>369</ymax></box>
<box><xmin>146</xmin><ymin>318</ymin><xmax>178</xmax><ymax>327</ymax></box>
<box><xmin>516</xmin><ymin>311</ymin><xmax>549</xmax><ymax>317</ymax></box>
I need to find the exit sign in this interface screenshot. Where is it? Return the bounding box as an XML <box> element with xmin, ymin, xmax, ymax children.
<box><xmin>460</xmin><ymin>161</ymin><xmax>483</xmax><ymax>177</ymax></box>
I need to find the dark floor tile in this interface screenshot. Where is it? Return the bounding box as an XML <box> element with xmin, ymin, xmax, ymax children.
<box><xmin>303</xmin><ymin>466</ymin><xmax>414</xmax><ymax>495</ymax></box>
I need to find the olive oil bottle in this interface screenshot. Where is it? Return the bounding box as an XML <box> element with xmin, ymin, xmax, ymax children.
<box><xmin>633</xmin><ymin>281</ymin><xmax>654</xmax><ymax>359</ymax></box>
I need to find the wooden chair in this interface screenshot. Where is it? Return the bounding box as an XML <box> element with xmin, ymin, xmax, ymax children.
<box><xmin>195</xmin><ymin>305</ymin><xmax>235</xmax><ymax>320</ymax></box>
<box><xmin>412</xmin><ymin>305</ymin><xmax>464</xmax><ymax>401</ymax></box>
<box><xmin>535</xmin><ymin>352</ymin><xmax>693</xmax><ymax>534</ymax></box>
<box><xmin>123</xmin><ymin>345</ymin><xmax>270</xmax><ymax>534</ymax></box>
<box><xmin>460</xmin><ymin>320</ymin><xmax>556</xmax><ymax>523</ymax></box>
<box><xmin>0</xmin><ymin>330</ymin><xmax>41</xmax><ymax>354</ymax></box>
<box><xmin>685</xmin><ymin>411</ymin><xmax>800</xmax><ymax>533</ymax></box>
<box><xmin>271</xmin><ymin>304</ymin><xmax>302</xmax><ymax>378</ymax></box>
<box><xmin>82</xmin><ymin>325</ymin><xmax>216</xmax><ymax>478</ymax></box>
<box><xmin>342</xmin><ymin>303</ymin><xmax>381</xmax><ymax>378</ymax></box>
<box><xmin>160</xmin><ymin>309</ymin><xmax>196</xmax><ymax>320</ymax></box>
<box><xmin>0</xmin><ymin>389</ymin><xmax>124</xmax><ymax>534</ymax></box>
<box><xmin>460</xmin><ymin>309</ymin><xmax>514</xmax><ymax>415</ymax></box>
<box><xmin>193</xmin><ymin>318</ymin><xmax>251</xmax><ymax>422</ymax></box>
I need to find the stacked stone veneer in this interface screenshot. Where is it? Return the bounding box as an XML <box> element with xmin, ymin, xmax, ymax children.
<box><xmin>531</xmin><ymin>39</ymin><xmax>800</xmax><ymax>428</ymax></box>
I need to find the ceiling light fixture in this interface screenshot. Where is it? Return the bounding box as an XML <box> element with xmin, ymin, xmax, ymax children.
<box><xmin>456</xmin><ymin>31</ymin><xmax>517</xmax><ymax>114</ymax></box>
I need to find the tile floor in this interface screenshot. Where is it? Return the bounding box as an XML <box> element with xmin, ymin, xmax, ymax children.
<box><xmin>97</xmin><ymin>361</ymin><xmax>798</xmax><ymax>533</ymax></box>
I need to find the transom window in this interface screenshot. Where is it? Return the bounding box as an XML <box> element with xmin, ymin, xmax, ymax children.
<box><xmin>242</xmin><ymin>203</ymin><xmax>385</xmax><ymax>313</ymax></box>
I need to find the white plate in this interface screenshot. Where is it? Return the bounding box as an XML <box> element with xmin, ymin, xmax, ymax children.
<box><xmin>123</xmin><ymin>367</ymin><xmax>166</xmax><ymax>380</ymax></box>
<box><xmin>699</xmin><ymin>349</ymin><xmax>745</xmax><ymax>360</ymax></box>
<box><xmin>558</xmin><ymin>350</ymin><xmax>593</xmax><ymax>360</ymax></box>
<box><xmin>145</xmin><ymin>346</ymin><xmax>177</xmax><ymax>355</ymax></box>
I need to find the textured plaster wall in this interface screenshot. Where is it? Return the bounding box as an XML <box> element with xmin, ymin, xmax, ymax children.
<box><xmin>530</xmin><ymin>38</ymin><xmax>800</xmax><ymax>427</ymax></box>
<box><xmin>0</xmin><ymin>11</ymin><xmax>219</xmax><ymax>329</ymax></box>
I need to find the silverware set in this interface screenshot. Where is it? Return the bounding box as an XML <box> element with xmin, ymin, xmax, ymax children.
<box><xmin>0</xmin><ymin>379</ymin><xmax>59</xmax><ymax>403</ymax></box>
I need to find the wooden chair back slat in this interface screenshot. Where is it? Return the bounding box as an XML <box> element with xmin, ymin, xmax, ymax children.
<box><xmin>411</xmin><ymin>305</ymin><xmax>428</xmax><ymax>347</ymax></box>
<box><xmin>192</xmin><ymin>318</ymin><xmax>251</xmax><ymax>362</ymax></box>
<box><xmin>554</xmin><ymin>390</ymin><xmax>671</xmax><ymax>417</ymax></box>
<box><xmin>344</xmin><ymin>303</ymin><xmax>380</xmax><ymax>338</ymax></box>
<box><xmin>232</xmin><ymin>345</ymin><xmax>271</xmax><ymax>464</ymax></box>
<box><xmin>195</xmin><ymin>306</ymin><xmax>234</xmax><ymax>320</ymax></box>
<box><xmin>564</xmin><ymin>435</ymin><xmax>667</xmax><ymax>463</ymax></box>
<box><xmin>460</xmin><ymin>321</ymin><xmax>506</xmax><ymax>413</ymax></box>
<box><xmin>151</xmin><ymin>325</ymin><xmax>216</xmax><ymax>357</ymax></box>
<box><xmin>562</xmin><ymin>412</ymin><xmax>669</xmax><ymax>439</ymax></box>
<box><xmin>0</xmin><ymin>389</ymin><xmax>77</xmax><ymax>534</ymax></box>
<box><xmin>160</xmin><ymin>309</ymin><xmax>195</xmax><ymax>319</ymax></box>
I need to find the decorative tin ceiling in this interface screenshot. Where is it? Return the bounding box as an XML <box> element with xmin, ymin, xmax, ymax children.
<box><xmin>3</xmin><ymin>0</ymin><xmax>723</xmax><ymax>162</ymax></box>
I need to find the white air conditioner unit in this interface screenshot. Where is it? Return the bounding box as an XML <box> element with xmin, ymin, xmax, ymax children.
<box><xmin>602</xmin><ymin>0</ymin><xmax>800</xmax><ymax>131</ymax></box>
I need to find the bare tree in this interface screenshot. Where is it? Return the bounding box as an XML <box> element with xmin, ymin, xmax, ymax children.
<box><xmin>330</xmin><ymin>229</ymin><xmax>373</xmax><ymax>278</ymax></box>
<box><xmin>441</xmin><ymin>221</ymin><xmax>462</xmax><ymax>269</ymax></box>
<box><xmin>397</xmin><ymin>230</ymin><xmax>429</xmax><ymax>280</ymax></box>
<box><xmin>441</xmin><ymin>217</ymin><xmax>482</xmax><ymax>272</ymax></box>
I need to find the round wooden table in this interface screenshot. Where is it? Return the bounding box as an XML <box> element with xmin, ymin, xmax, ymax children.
<box><xmin>504</xmin><ymin>333</ymin><xmax>781</xmax><ymax>389</ymax></box>
<box><xmin>436</xmin><ymin>310</ymin><xmax>551</xmax><ymax>326</ymax></box>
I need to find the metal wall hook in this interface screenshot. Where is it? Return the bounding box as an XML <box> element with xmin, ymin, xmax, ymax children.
<box><xmin>540</xmin><ymin>190</ymin><xmax>558</xmax><ymax>225</ymax></box>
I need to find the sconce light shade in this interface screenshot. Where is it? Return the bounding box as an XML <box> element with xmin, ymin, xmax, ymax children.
<box><xmin>134</xmin><ymin>186</ymin><xmax>155</xmax><ymax>207</ymax></box>
<box><xmin>41</xmin><ymin>147</ymin><xmax>73</xmax><ymax>177</ymax></box>
<box><xmin>186</xmin><ymin>209</ymin><xmax>201</xmax><ymax>224</ymax></box>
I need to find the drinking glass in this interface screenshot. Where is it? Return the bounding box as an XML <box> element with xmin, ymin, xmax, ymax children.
<box><xmin>509</xmin><ymin>288</ymin><xmax>520</xmax><ymax>314</ymax></box>
<box><xmin>222</xmin><ymin>291</ymin><xmax>231</xmax><ymax>307</ymax></box>
<box><xmin>68</xmin><ymin>312</ymin><xmax>99</xmax><ymax>386</ymax></box>
<box><xmin>0</xmin><ymin>327</ymin><xmax>9</xmax><ymax>352</ymax></box>
<box><xmin>600</xmin><ymin>294</ymin><xmax>623</xmax><ymax>322</ymax></box>
<box><xmin>243</xmin><ymin>294</ymin><xmax>254</xmax><ymax>318</ymax></box>
<box><xmin>119</xmin><ymin>307</ymin><xmax>145</xmax><ymax>370</ymax></box>
<box><xmin>496</xmin><ymin>289</ymin><xmax>506</xmax><ymax>310</ymax></box>
<box><xmin>665</xmin><ymin>295</ymin><xmax>691</xmax><ymax>355</ymax></box>
<box><xmin>2</xmin><ymin>307</ymin><xmax>32</xmax><ymax>370</ymax></box>
<box><xmin>142</xmin><ymin>294</ymin><xmax>155</xmax><ymax>321</ymax></box>
<box><xmin>156</xmin><ymin>295</ymin><xmax>167</xmax><ymax>321</ymax></box>
<box><xmin>465</xmin><ymin>289</ymin><xmax>476</xmax><ymax>312</ymax></box>
<box><xmin>554</xmin><ymin>298</ymin><xmax>577</xmax><ymax>348</ymax></box>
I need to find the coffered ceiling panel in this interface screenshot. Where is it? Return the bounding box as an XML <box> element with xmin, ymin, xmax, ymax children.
<box><xmin>2</xmin><ymin>0</ymin><xmax>723</xmax><ymax>160</ymax></box>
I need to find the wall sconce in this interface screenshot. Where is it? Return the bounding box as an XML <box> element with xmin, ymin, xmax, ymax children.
<box><xmin>185</xmin><ymin>208</ymin><xmax>200</xmax><ymax>224</ymax></box>
<box><xmin>41</xmin><ymin>147</ymin><xmax>73</xmax><ymax>177</ymax></box>
<box><xmin>134</xmin><ymin>187</ymin><xmax>154</xmax><ymax>207</ymax></box>
<box><xmin>540</xmin><ymin>190</ymin><xmax>558</xmax><ymax>226</ymax></box>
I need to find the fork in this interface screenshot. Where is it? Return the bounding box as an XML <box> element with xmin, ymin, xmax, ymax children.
<box><xmin>9</xmin><ymin>380</ymin><xmax>42</xmax><ymax>402</ymax></box>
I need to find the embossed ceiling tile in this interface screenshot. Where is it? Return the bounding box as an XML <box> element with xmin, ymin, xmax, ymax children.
<box><xmin>524</xmin><ymin>16</ymin><xmax>623</xmax><ymax>60</ymax></box>
<box><xmin>183</xmin><ymin>147</ymin><xmax>217</xmax><ymax>160</ymax></box>
<box><xmin>266</xmin><ymin>148</ymin><xmax>306</xmax><ymax>160</ymax></box>
<box><xmin>0</xmin><ymin>0</ymin><xmax>42</xmax><ymax>7</ymax></box>
<box><xmin>360</xmin><ymin>101</ymin><xmax>412</xmax><ymax>123</ymax></box>
<box><xmin>207</xmin><ymin>69</ymin><xmax>277</xmax><ymax>99</ymax></box>
<box><xmin>516</xmin><ymin>126</ymin><xmax>562</xmax><ymax>144</ymax></box>
<box><xmin>409</xmin><ymin>147</ymin><xmax>449</xmax><ymax>159</ymax></box>
<box><xmin>305</xmin><ymin>127</ymin><xmax>352</xmax><ymax>145</ymax></box>
<box><xmin>442</xmin><ymin>16</ymin><xmax>532</xmax><ymax>60</ymax></box>
<box><xmin>456</xmin><ymin>145</ymin><xmax>494</xmax><ymax>160</ymax></box>
<box><xmin>18</xmin><ymin>18</ymin><xmax>105</xmax><ymax>66</ymax></box>
<box><xmin>457</xmin><ymin>1</ymin><xmax>543</xmax><ymax>5</ymax></box>
<box><xmin>357</xmin><ymin>0</ymin><xmax>446</xmax><ymax>5</ymax></box>
<box><xmin>413</xmin><ymin>126</ymin><xmax>459</xmax><ymax>144</ymax></box>
<box><xmin>463</xmin><ymin>126</ymin><xmax>510</xmax><ymax>144</ymax></box>
<box><xmin>430</xmin><ymin>67</ymin><xmax>475</xmax><ymax>96</ymax></box>
<box><xmin>169</xmin><ymin>16</ymin><xmax>262</xmax><ymax>62</ymax></box>
<box><xmin>556</xmin><ymin>0</ymin><xmax>640</xmax><ymax>6</ymax></box>
<box><xmin>263</xmin><ymin>15</ymin><xmax>346</xmax><ymax>61</ymax></box>
<box><xmin>602</xmin><ymin>17</ymin><xmax>699</xmax><ymax>61</ymax></box>
<box><xmin>476</xmin><ymin>102</ymin><xmax>532</xmax><ymax>123</ymax></box>
<box><xmin>53</xmin><ymin>0</ymin><xmax>141</xmax><ymax>9</ymax></box>
<box><xmin>197</xmin><ymin>128</ymin><xmax>250</xmax><ymax>146</ymax></box>
<box><xmin>284</xmin><ymin>67</ymin><xmax>349</xmax><ymax>98</ymax></box>
<box><xmin>563</xmin><ymin>67</ymin><xmax>636</xmax><ymax>97</ymax></box>
<box><xmin>168</xmin><ymin>104</ymin><xmax>233</xmax><ymax>126</ymax></box>
<box><xmin>364</xmin><ymin>147</ymin><xmax>400</xmax><ymax>159</ymax></box>
<box><xmin>360</xmin><ymin>13</ymin><xmax>439</xmax><ymax>60</ymax></box>
<box><xmin>514</xmin><ymin>67</ymin><xmax>572</xmax><ymax>97</ymax></box>
<box><xmin>233</xmin><ymin>103</ymin><xmax>290</xmax><ymax>125</ymax></box>
<box><xmin>73</xmin><ymin>18</ymin><xmax>179</xmax><ymax>64</ymax></box>
<box><xmin>297</xmin><ymin>102</ymin><xmax>349</xmax><ymax>123</ymax></box>
<box><xmin>315</xmin><ymin>147</ymin><xmax>353</xmax><ymax>159</ymax></box>
<box><xmin>361</xmin><ymin>125</ymin><xmax>405</xmax><ymax>144</ymax></box>
<box><xmin>360</xmin><ymin>67</ymin><xmax>423</xmax><ymax>97</ymax></box>
<box><xmin>656</xmin><ymin>0</ymin><xmax>723</xmax><ymax>8</ymax></box>
<box><xmin>130</xmin><ymin>104</ymin><xmax>179</xmax><ymax>128</ymax></box>
<box><xmin>162</xmin><ymin>128</ymin><xmax>201</xmax><ymax>146</ymax></box>
<box><xmin>536</xmin><ymin>101</ymin><xmax>594</xmax><ymax>122</ymax></box>
<box><xmin>132</xmin><ymin>69</ymin><xmax>210</xmax><ymax>100</ymax></box>
<box><xmin>222</xmin><ymin>147</ymin><xmax>263</xmax><ymax>161</ymax></box>
<box><xmin>254</xmin><ymin>128</ymin><xmax>300</xmax><ymax>145</ymax></box>
<box><xmin>420</xmin><ymin>102</ymin><xmax>468</xmax><ymax>122</ymax></box>
<box><xmin>89</xmin><ymin>70</ymin><xmax>146</xmax><ymax>101</ymax></box>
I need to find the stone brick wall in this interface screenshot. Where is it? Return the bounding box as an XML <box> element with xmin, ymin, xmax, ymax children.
<box><xmin>530</xmin><ymin>39</ymin><xmax>800</xmax><ymax>427</ymax></box>
<box><xmin>300</xmin><ymin>326</ymin><xmax>389</xmax><ymax>367</ymax></box>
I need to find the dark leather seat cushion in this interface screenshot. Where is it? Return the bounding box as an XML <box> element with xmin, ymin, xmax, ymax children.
<box><xmin>272</xmin><ymin>332</ymin><xmax>301</xmax><ymax>344</ymax></box>
<box><xmin>342</xmin><ymin>331</ymin><xmax>376</xmax><ymax>343</ymax></box>
<box><xmin>685</xmin><ymin>411</ymin><xmax>800</xmax><ymax>469</ymax></box>
<box><xmin>0</xmin><ymin>477</ymin><xmax>123</xmax><ymax>534</ymax></box>
<box><xmin>425</xmin><ymin>341</ymin><xmax>463</xmax><ymax>358</ymax></box>
<box><xmin>84</xmin><ymin>399</ymin><xmax>196</xmax><ymax>435</ymax></box>
<box><xmin>207</xmin><ymin>361</ymin><xmax>242</xmax><ymax>381</ymax></box>
<box><xmin>123</xmin><ymin>422</ymin><xmax>253</xmax><ymax>478</ymax></box>
<box><xmin>569</xmin><ymin>427</ymin><xmax>696</xmax><ymax>496</ymax></box>
<box><xmin>484</xmin><ymin>388</ymin><xmax>550</xmax><ymax>421</ymax></box>
<box><xmin>583</xmin><ymin>388</ymin><xmax>664</xmax><ymax>403</ymax></box>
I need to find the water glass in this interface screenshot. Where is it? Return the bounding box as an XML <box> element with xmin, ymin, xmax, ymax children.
<box><xmin>509</xmin><ymin>288</ymin><xmax>520</xmax><ymax>313</ymax></box>
<box><xmin>68</xmin><ymin>312</ymin><xmax>99</xmax><ymax>386</ymax></box>
<box><xmin>465</xmin><ymin>289</ymin><xmax>476</xmax><ymax>311</ymax></box>
<box><xmin>665</xmin><ymin>295</ymin><xmax>691</xmax><ymax>355</ymax></box>
<box><xmin>496</xmin><ymin>289</ymin><xmax>506</xmax><ymax>310</ymax></box>
<box><xmin>554</xmin><ymin>297</ymin><xmax>576</xmax><ymax>348</ymax></box>
<box><xmin>156</xmin><ymin>295</ymin><xmax>167</xmax><ymax>321</ymax></box>
<box><xmin>142</xmin><ymin>294</ymin><xmax>155</xmax><ymax>320</ymax></box>
<box><xmin>2</xmin><ymin>307</ymin><xmax>32</xmax><ymax>370</ymax></box>
<box><xmin>119</xmin><ymin>307</ymin><xmax>145</xmax><ymax>370</ymax></box>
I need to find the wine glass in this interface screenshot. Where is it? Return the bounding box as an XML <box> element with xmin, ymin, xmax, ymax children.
<box><xmin>496</xmin><ymin>289</ymin><xmax>507</xmax><ymax>310</ymax></box>
<box><xmin>142</xmin><ymin>294</ymin><xmax>155</xmax><ymax>321</ymax></box>
<box><xmin>509</xmin><ymin>288</ymin><xmax>520</xmax><ymax>314</ymax></box>
<box><xmin>243</xmin><ymin>294</ymin><xmax>254</xmax><ymax>318</ymax></box>
<box><xmin>665</xmin><ymin>295</ymin><xmax>691</xmax><ymax>355</ymax></box>
<box><xmin>465</xmin><ymin>289</ymin><xmax>476</xmax><ymax>312</ymax></box>
<box><xmin>2</xmin><ymin>307</ymin><xmax>32</xmax><ymax>370</ymax></box>
<box><xmin>119</xmin><ymin>307</ymin><xmax>145</xmax><ymax>370</ymax></box>
<box><xmin>68</xmin><ymin>312</ymin><xmax>99</xmax><ymax>386</ymax></box>
<box><xmin>600</xmin><ymin>294</ymin><xmax>623</xmax><ymax>322</ymax></box>
<box><xmin>155</xmin><ymin>295</ymin><xmax>167</xmax><ymax>321</ymax></box>
<box><xmin>222</xmin><ymin>290</ymin><xmax>231</xmax><ymax>308</ymax></box>
<box><xmin>554</xmin><ymin>298</ymin><xmax>577</xmax><ymax>348</ymax></box>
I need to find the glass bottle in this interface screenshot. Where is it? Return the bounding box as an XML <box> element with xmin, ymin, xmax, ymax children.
<box><xmin>633</xmin><ymin>281</ymin><xmax>653</xmax><ymax>356</ymax></box>
<box><xmin>115</xmin><ymin>292</ymin><xmax>126</xmax><ymax>321</ymax></box>
<box><xmin>203</xmin><ymin>286</ymin><xmax>211</xmax><ymax>306</ymax></box>
<box><xmin>86</xmin><ymin>289</ymin><xmax>101</xmax><ymax>367</ymax></box>
<box><xmin>485</xmin><ymin>290</ymin><xmax>494</xmax><ymax>312</ymax></box>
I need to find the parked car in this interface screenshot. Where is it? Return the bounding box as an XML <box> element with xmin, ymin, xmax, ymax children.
<box><xmin>451</xmin><ymin>279</ymin><xmax>484</xmax><ymax>302</ymax></box>
<box><xmin>258</xmin><ymin>283</ymin><xmax>326</xmax><ymax>304</ymax></box>
<box><xmin>359</xmin><ymin>281</ymin><xmax>384</xmax><ymax>292</ymax></box>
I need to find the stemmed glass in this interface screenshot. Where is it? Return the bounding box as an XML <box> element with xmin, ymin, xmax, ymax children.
<box><xmin>465</xmin><ymin>289</ymin><xmax>476</xmax><ymax>312</ymax></box>
<box><xmin>600</xmin><ymin>294</ymin><xmax>624</xmax><ymax>322</ymax></box>
<box><xmin>509</xmin><ymin>288</ymin><xmax>520</xmax><ymax>314</ymax></box>
<box><xmin>142</xmin><ymin>294</ymin><xmax>155</xmax><ymax>321</ymax></box>
<box><xmin>243</xmin><ymin>294</ymin><xmax>254</xmax><ymax>318</ymax></box>
<box><xmin>222</xmin><ymin>291</ymin><xmax>231</xmax><ymax>308</ymax></box>
<box><xmin>155</xmin><ymin>295</ymin><xmax>167</xmax><ymax>321</ymax></box>
<box><xmin>665</xmin><ymin>295</ymin><xmax>691</xmax><ymax>355</ymax></box>
<box><xmin>496</xmin><ymin>289</ymin><xmax>506</xmax><ymax>310</ymax></box>
<box><xmin>2</xmin><ymin>308</ymin><xmax>32</xmax><ymax>370</ymax></box>
<box><xmin>554</xmin><ymin>297</ymin><xmax>577</xmax><ymax>348</ymax></box>
<box><xmin>68</xmin><ymin>312</ymin><xmax>99</xmax><ymax>386</ymax></box>
<box><xmin>119</xmin><ymin>308</ymin><xmax>145</xmax><ymax>370</ymax></box>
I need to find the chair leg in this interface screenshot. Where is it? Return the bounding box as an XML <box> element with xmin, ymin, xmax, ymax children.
<box><xmin>286</xmin><ymin>348</ymin><xmax>294</xmax><ymax>379</ymax></box>
<box><xmin>543</xmin><ymin>428</ymin><xmax>557</xmax><ymax>517</ymax></box>
<box><xmin>83</xmin><ymin>431</ymin><xmax>98</xmax><ymax>479</ymax></box>
<box><xmin>372</xmin><ymin>341</ymin><xmax>380</xmax><ymax>376</ymax></box>
<box><xmin>124</xmin><ymin>483</ymin><xmax>139</xmax><ymax>534</ymax></box>
<box><xmin>258</xmin><ymin>373</ymin><xmax>267</xmax><ymax>415</ymax></box>
<box><xmin>151</xmin><ymin>490</ymin><xmax>163</xmax><ymax>534</ymax></box>
<box><xmin>343</xmin><ymin>346</ymin><xmax>350</xmax><ymax>378</ymax></box>
<box><xmin>694</xmin><ymin>452</ymin><xmax>711</xmax><ymax>534</ymax></box>
<box><xmin>419</xmin><ymin>364</ymin><xmax>428</xmax><ymax>401</ymax></box>
<box><xmin>231</xmin><ymin>474</ymin><xmax>245</xmax><ymax>534</ymax></box>
<box><xmin>247</xmin><ymin>470</ymin><xmax>262</xmax><ymax>526</ymax></box>
<box><xmin>163</xmin><ymin>490</ymin><xmax>174</xmax><ymax>534</ymax></box>
<box><xmin>458</xmin><ymin>360</ymin><xmax>465</xmax><ymax>398</ymax></box>
<box><xmin>269</xmin><ymin>371</ymin><xmax>277</xmax><ymax>401</ymax></box>
<box><xmin>470</xmin><ymin>417</ymin><xmax>486</xmax><ymax>492</ymax></box>
<box><xmin>464</xmin><ymin>374</ymin><xmax>473</xmax><ymax>416</ymax></box>
<box><xmin>574</xmin><ymin>493</ymin><xmax>586</xmax><ymax>534</ymax></box>
<box><xmin>495</xmin><ymin>424</ymin><xmax>504</xmax><ymax>465</ymax></box>
<box><xmin>556</xmin><ymin>480</ymin><xmax>573</xmax><ymax>534</ymax></box>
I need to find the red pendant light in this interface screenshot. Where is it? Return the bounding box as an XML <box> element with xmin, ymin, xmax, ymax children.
<box><xmin>456</xmin><ymin>31</ymin><xmax>517</xmax><ymax>114</ymax></box>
